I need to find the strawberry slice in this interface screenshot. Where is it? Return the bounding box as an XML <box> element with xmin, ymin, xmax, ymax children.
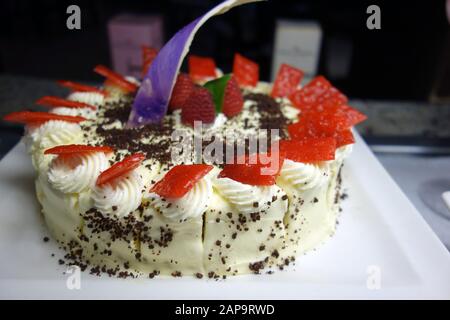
<box><xmin>44</xmin><ymin>144</ymin><xmax>113</xmax><ymax>156</ymax></box>
<box><xmin>222</xmin><ymin>76</ymin><xmax>244</xmax><ymax>117</ymax></box>
<box><xmin>150</xmin><ymin>164</ymin><xmax>213</xmax><ymax>199</ymax></box>
<box><xmin>188</xmin><ymin>55</ymin><xmax>217</xmax><ymax>82</ymax></box>
<box><xmin>36</xmin><ymin>96</ymin><xmax>96</xmax><ymax>110</ymax></box>
<box><xmin>335</xmin><ymin>129</ymin><xmax>355</xmax><ymax>147</ymax></box>
<box><xmin>3</xmin><ymin>111</ymin><xmax>86</xmax><ymax>126</ymax></box>
<box><xmin>280</xmin><ymin>138</ymin><xmax>336</xmax><ymax>163</ymax></box>
<box><xmin>169</xmin><ymin>73</ymin><xmax>194</xmax><ymax>111</ymax></box>
<box><xmin>335</xmin><ymin>105</ymin><xmax>367</xmax><ymax>127</ymax></box>
<box><xmin>289</xmin><ymin>76</ymin><xmax>348</xmax><ymax>111</ymax></box>
<box><xmin>181</xmin><ymin>87</ymin><xmax>216</xmax><ymax>126</ymax></box>
<box><xmin>142</xmin><ymin>46</ymin><xmax>159</xmax><ymax>77</ymax></box>
<box><xmin>94</xmin><ymin>65</ymin><xmax>138</xmax><ymax>93</ymax></box>
<box><xmin>288</xmin><ymin>117</ymin><xmax>355</xmax><ymax>148</ymax></box>
<box><xmin>233</xmin><ymin>53</ymin><xmax>259</xmax><ymax>87</ymax></box>
<box><xmin>219</xmin><ymin>152</ymin><xmax>285</xmax><ymax>186</ymax></box>
<box><xmin>271</xmin><ymin>64</ymin><xmax>304</xmax><ymax>98</ymax></box>
<box><xmin>57</xmin><ymin>80</ymin><xmax>107</xmax><ymax>96</ymax></box>
<box><xmin>301</xmin><ymin>101</ymin><xmax>367</xmax><ymax>128</ymax></box>
<box><xmin>96</xmin><ymin>153</ymin><xmax>145</xmax><ymax>186</ymax></box>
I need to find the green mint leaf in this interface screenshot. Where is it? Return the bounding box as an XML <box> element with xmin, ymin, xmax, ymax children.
<box><xmin>203</xmin><ymin>74</ymin><xmax>231</xmax><ymax>113</ymax></box>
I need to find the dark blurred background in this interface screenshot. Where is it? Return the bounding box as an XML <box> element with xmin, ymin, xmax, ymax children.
<box><xmin>0</xmin><ymin>0</ymin><xmax>448</xmax><ymax>100</ymax></box>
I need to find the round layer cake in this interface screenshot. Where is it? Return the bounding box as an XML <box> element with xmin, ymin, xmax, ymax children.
<box><xmin>23</xmin><ymin>79</ymin><xmax>352</xmax><ymax>278</ymax></box>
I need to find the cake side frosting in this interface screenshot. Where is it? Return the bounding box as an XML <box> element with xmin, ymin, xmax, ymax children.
<box><xmin>28</xmin><ymin>81</ymin><xmax>351</xmax><ymax>277</ymax></box>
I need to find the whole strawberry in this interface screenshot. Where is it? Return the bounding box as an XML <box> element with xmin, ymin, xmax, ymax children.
<box><xmin>222</xmin><ymin>77</ymin><xmax>243</xmax><ymax>117</ymax></box>
<box><xmin>181</xmin><ymin>87</ymin><xmax>216</xmax><ymax>126</ymax></box>
<box><xmin>169</xmin><ymin>73</ymin><xmax>194</xmax><ymax>111</ymax></box>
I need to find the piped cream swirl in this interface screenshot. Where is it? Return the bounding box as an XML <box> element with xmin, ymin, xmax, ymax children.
<box><xmin>26</xmin><ymin>120</ymin><xmax>83</xmax><ymax>154</ymax></box>
<box><xmin>279</xmin><ymin>159</ymin><xmax>329</xmax><ymax>192</ymax></box>
<box><xmin>213</xmin><ymin>176</ymin><xmax>278</xmax><ymax>213</ymax></box>
<box><xmin>149</xmin><ymin>176</ymin><xmax>213</xmax><ymax>221</ymax></box>
<box><xmin>67</xmin><ymin>91</ymin><xmax>104</xmax><ymax>106</ymax></box>
<box><xmin>48</xmin><ymin>152</ymin><xmax>109</xmax><ymax>194</ymax></box>
<box><xmin>92</xmin><ymin>170</ymin><xmax>144</xmax><ymax>218</ymax></box>
<box><xmin>51</xmin><ymin>107</ymin><xmax>96</xmax><ymax>120</ymax></box>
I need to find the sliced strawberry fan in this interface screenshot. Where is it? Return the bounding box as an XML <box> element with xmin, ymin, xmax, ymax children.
<box><xmin>233</xmin><ymin>53</ymin><xmax>259</xmax><ymax>87</ymax></box>
<box><xmin>57</xmin><ymin>80</ymin><xmax>107</xmax><ymax>96</ymax></box>
<box><xmin>96</xmin><ymin>153</ymin><xmax>145</xmax><ymax>186</ymax></box>
<box><xmin>36</xmin><ymin>96</ymin><xmax>96</xmax><ymax>110</ymax></box>
<box><xmin>219</xmin><ymin>152</ymin><xmax>285</xmax><ymax>186</ymax></box>
<box><xmin>150</xmin><ymin>164</ymin><xmax>213</xmax><ymax>199</ymax></box>
<box><xmin>94</xmin><ymin>65</ymin><xmax>138</xmax><ymax>93</ymax></box>
<box><xmin>3</xmin><ymin>111</ymin><xmax>86</xmax><ymax>126</ymax></box>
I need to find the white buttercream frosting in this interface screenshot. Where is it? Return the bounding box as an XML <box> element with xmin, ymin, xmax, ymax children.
<box><xmin>212</xmin><ymin>176</ymin><xmax>279</xmax><ymax>213</ymax></box>
<box><xmin>149</xmin><ymin>176</ymin><xmax>213</xmax><ymax>221</ymax></box>
<box><xmin>279</xmin><ymin>159</ymin><xmax>329</xmax><ymax>191</ymax></box>
<box><xmin>92</xmin><ymin>170</ymin><xmax>144</xmax><ymax>218</ymax></box>
<box><xmin>335</xmin><ymin>144</ymin><xmax>353</xmax><ymax>162</ymax></box>
<box><xmin>67</xmin><ymin>91</ymin><xmax>104</xmax><ymax>106</ymax></box>
<box><xmin>48</xmin><ymin>152</ymin><xmax>110</xmax><ymax>194</ymax></box>
<box><xmin>28</xmin><ymin>120</ymin><xmax>83</xmax><ymax>151</ymax></box>
<box><xmin>50</xmin><ymin>107</ymin><xmax>96</xmax><ymax>120</ymax></box>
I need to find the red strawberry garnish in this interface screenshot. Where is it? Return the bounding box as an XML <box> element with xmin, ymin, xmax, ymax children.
<box><xmin>3</xmin><ymin>111</ymin><xmax>86</xmax><ymax>126</ymax></box>
<box><xmin>181</xmin><ymin>87</ymin><xmax>216</xmax><ymax>126</ymax></box>
<box><xmin>150</xmin><ymin>164</ymin><xmax>213</xmax><ymax>198</ymax></box>
<box><xmin>142</xmin><ymin>46</ymin><xmax>159</xmax><ymax>77</ymax></box>
<box><xmin>288</xmin><ymin>112</ymin><xmax>348</xmax><ymax>138</ymax></box>
<box><xmin>96</xmin><ymin>153</ymin><xmax>145</xmax><ymax>186</ymax></box>
<box><xmin>286</xmin><ymin>76</ymin><xmax>365</xmax><ymax>148</ymax></box>
<box><xmin>94</xmin><ymin>65</ymin><xmax>138</xmax><ymax>93</ymax></box>
<box><xmin>271</xmin><ymin>63</ymin><xmax>304</xmax><ymax>98</ymax></box>
<box><xmin>280</xmin><ymin>138</ymin><xmax>336</xmax><ymax>163</ymax></box>
<box><xmin>44</xmin><ymin>144</ymin><xmax>113</xmax><ymax>156</ymax></box>
<box><xmin>289</xmin><ymin>76</ymin><xmax>347</xmax><ymax>111</ymax></box>
<box><xmin>233</xmin><ymin>53</ymin><xmax>259</xmax><ymax>87</ymax></box>
<box><xmin>288</xmin><ymin>115</ymin><xmax>355</xmax><ymax>148</ymax></box>
<box><xmin>169</xmin><ymin>73</ymin><xmax>195</xmax><ymax>111</ymax></box>
<box><xmin>222</xmin><ymin>77</ymin><xmax>244</xmax><ymax>117</ymax></box>
<box><xmin>36</xmin><ymin>96</ymin><xmax>96</xmax><ymax>110</ymax></box>
<box><xmin>300</xmin><ymin>99</ymin><xmax>367</xmax><ymax>128</ymax></box>
<box><xmin>188</xmin><ymin>55</ymin><xmax>217</xmax><ymax>82</ymax></box>
<box><xmin>57</xmin><ymin>80</ymin><xmax>107</xmax><ymax>96</ymax></box>
<box><xmin>219</xmin><ymin>152</ymin><xmax>285</xmax><ymax>186</ymax></box>
<box><xmin>335</xmin><ymin>129</ymin><xmax>355</xmax><ymax>147</ymax></box>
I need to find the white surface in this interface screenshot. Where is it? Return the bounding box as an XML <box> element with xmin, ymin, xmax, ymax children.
<box><xmin>376</xmin><ymin>154</ymin><xmax>450</xmax><ymax>249</ymax></box>
<box><xmin>0</xmin><ymin>134</ymin><xmax>449</xmax><ymax>299</ymax></box>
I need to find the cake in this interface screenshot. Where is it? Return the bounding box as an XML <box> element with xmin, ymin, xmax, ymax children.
<box><xmin>2</xmin><ymin>0</ymin><xmax>366</xmax><ymax>278</ymax></box>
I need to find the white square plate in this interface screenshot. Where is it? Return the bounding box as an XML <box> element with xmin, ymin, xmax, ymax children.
<box><xmin>0</xmin><ymin>133</ymin><xmax>449</xmax><ymax>299</ymax></box>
